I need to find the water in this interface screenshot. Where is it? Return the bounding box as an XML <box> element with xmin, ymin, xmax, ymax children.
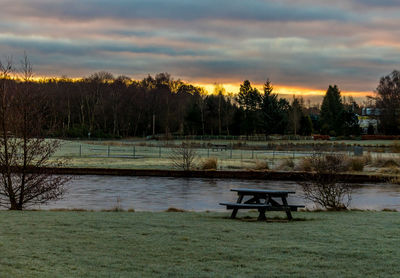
<box><xmin>37</xmin><ymin>176</ymin><xmax>400</xmax><ymax>211</ymax></box>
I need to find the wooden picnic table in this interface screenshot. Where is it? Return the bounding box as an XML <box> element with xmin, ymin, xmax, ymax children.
<box><xmin>220</xmin><ymin>188</ymin><xmax>304</xmax><ymax>221</ymax></box>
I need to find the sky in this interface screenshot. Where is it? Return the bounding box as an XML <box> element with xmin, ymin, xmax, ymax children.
<box><xmin>1</xmin><ymin>0</ymin><xmax>400</xmax><ymax>102</ymax></box>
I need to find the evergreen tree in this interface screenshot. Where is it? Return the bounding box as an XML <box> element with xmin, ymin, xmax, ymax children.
<box><xmin>299</xmin><ymin>115</ymin><xmax>313</xmax><ymax>136</ymax></box>
<box><xmin>236</xmin><ymin>80</ymin><xmax>262</xmax><ymax>112</ymax></box>
<box><xmin>236</xmin><ymin>80</ymin><xmax>262</xmax><ymax>135</ymax></box>
<box><xmin>277</xmin><ymin>98</ymin><xmax>290</xmax><ymax>134</ymax></box>
<box><xmin>320</xmin><ymin>85</ymin><xmax>344</xmax><ymax>136</ymax></box>
<box><xmin>341</xmin><ymin>110</ymin><xmax>361</xmax><ymax>136</ymax></box>
<box><xmin>261</xmin><ymin>79</ymin><xmax>288</xmax><ymax>135</ymax></box>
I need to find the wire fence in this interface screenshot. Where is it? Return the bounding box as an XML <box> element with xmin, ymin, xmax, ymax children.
<box><xmin>50</xmin><ymin>140</ymin><xmax>400</xmax><ymax>170</ymax></box>
<box><xmin>56</xmin><ymin>142</ymin><xmax>364</xmax><ymax>165</ymax></box>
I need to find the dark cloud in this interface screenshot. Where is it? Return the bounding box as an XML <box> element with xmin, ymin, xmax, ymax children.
<box><xmin>0</xmin><ymin>0</ymin><xmax>399</xmax><ymax>95</ymax></box>
<box><xmin>2</xmin><ymin>0</ymin><xmax>352</xmax><ymax>22</ymax></box>
<box><xmin>352</xmin><ymin>0</ymin><xmax>400</xmax><ymax>7</ymax></box>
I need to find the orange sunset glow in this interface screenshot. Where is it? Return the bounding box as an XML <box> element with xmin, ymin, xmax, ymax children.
<box><xmin>1</xmin><ymin>0</ymin><xmax>398</xmax><ymax>98</ymax></box>
<box><xmin>196</xmin><ymin>83</ymin><xmax>374</xmax><ymax>103</ymax></box>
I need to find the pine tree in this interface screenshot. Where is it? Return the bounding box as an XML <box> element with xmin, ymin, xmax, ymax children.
<box><xmin>320</xmin><ymin>85</ymin><xmax>344</xmax><ymax>136</ymax></box>
<box><xmin>261</xmin><ymin>79</ymin><xmax>288</xmax><ymax>135</ymax></box>
<box><xmin>236</xmin><ymin>80</ymin><xmax>262</xmax><ymax>135</ymax></box>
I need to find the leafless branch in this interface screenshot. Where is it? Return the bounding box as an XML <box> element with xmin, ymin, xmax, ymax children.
<box><xmin>298</xmin><ymin>153</ymin><xmax>353</xmax><ymax>210</ymax></box>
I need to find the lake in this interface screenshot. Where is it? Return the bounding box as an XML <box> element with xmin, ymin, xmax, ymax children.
<box><xmin>38</xmin><ymin>176</ymin><xmax>400</xmax><ymax>211</ymax></box>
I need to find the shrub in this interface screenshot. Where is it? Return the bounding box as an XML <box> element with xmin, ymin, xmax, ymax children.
<box><xmin>253</xmin><ymin>160</ymin><xmax>269</xmax><ymax>170</ymax></box>
<box><xmin>392</xmin><ymin>141</ymin><xmax>400</xmax><ymax>153</ymax></box>
<box><xmin>277</xmin><ymin>158</ymin><xmax>295</xmax><ymax>170</ymax></box>
<box><xmin>378</xmin><ymin>167</ymin><xmax>400</xmax><ymax>175</ymax></box>
<box><xmin>298</xmin><ymin>153</ymin><xmax>353</xmax><ymax>210</ymax></box>
<box><xmin>349</xmin><ymin>158</ymin><xmax>364</xmax><ymax>172</ymax></box>
<box><xmin>297</xmin><ymin>157</ymin><xmax>313</xmax><ymax>171</ymax></box>
<box><xmin>65</xmin><ymin>125</ymin><xmax>88</xmax><ymax>138</ymax></box>
<box><xmin>372</xmin><ymin>156</ymin><xmax>400</xmax><ymax>168</ymax></box>
<box><xmin>169</xmin><ymin>142</ymin><xmax>197</xmax><ymax>171</ymax></box>
<box><xmin>165</xmin><ymin>207</ymin><xmax>186</xmax><ymax>212</ymax></box>
<box><xmin>363</xmin><ymin>153</ymin><xmax>372</xmax><ymax>165</ymax></box>
<box><xmin>201</xmin><ymin>157</ymin><xmax>218</xmax><ymax>170</ymax></box>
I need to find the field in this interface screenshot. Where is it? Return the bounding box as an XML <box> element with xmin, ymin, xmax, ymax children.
<box><xmin>51</xmin><ymin>139</ymin><xmax>400</xmax><ymax>172</ymax></box>
<box><xmin>1</xmin><ymin>210</ymin><xmax>399</xmax><ymax>277</ymax></box>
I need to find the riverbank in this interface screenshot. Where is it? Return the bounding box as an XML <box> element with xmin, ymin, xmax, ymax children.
<box><xmin>1</xmin><ymin>211</ymin><xmax>398</xmax><ymax>277</ymax></box>
<box><xmin>17</xmin><ymin>166</ymin><xmax>392</xmax><ymax>183</ymax></box>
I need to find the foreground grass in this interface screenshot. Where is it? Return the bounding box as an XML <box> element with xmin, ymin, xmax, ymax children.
<box><xmin>0</xmin><ymin>211</ymin><xmax>399</xmax><ymax>278</ymax></box>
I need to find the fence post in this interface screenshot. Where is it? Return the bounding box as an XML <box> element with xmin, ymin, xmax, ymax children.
<box><xmin>159</xmin><ymin>146</ymin><xmax>161</xmax><ymax>158</ymax></box>
<box><xmin>230</xmin><ymin>147</ymin><xmax>233</xmax><ymax>159</ymax></box>
<box><xmin>252</xmin><ymin>149</ymin><xmax>254</xmax><ymax>159</ymax></box>
<box><xmin>79</xmin><ymin>145</ymin><xmax>82</xmax><ymax>157</ymax></box>
<box><xmin>108</xmin><ymin>145</ymin><xmax>110</xmax><ymax>157</ymax></box>
<box><xmin>133</xmin><ymin>146</ymin><xmax>136</xmax><ymax>158</ymax></box>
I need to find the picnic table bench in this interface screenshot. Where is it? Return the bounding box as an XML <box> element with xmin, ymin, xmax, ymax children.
<box><xmin>220</xmin><ymin>188</ymin><xmax>304</xmax><ymax>221</ymax></box>
<box><xmin>211</xmin><ymin>144</ymin><xmax>228</xmax><ymax>151</ymax></box>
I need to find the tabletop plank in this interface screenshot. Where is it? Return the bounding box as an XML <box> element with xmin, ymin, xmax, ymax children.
<box><xmin>230</xmin><ymin>188</ymin><xmax>295</xmax><ymax>194</ymax></box>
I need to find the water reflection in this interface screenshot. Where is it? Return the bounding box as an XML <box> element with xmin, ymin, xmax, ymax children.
<box><xmin>38</xmin><ymin>176</ymin><xmax>400</xmax><ymax>211</ymax></box>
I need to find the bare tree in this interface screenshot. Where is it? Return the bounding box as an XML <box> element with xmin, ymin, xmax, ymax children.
<box><xmin>169</xmin><ymin>142</ymin><xmax>197</xmax><ymax>171</ymax></box>
<box><xmin>84</xmin><ymin>71</ymin><xmax>114</xmax><ymax>134</ymax></box>
<box><xmin>298</xmin><ymin>153</ymin><xmax>352</xmax><ymax>210</ymax></box>
<box><xmin>0</xmin><ymin>55</ymin><xmax>69</xmax><ymax>210</ymax></box>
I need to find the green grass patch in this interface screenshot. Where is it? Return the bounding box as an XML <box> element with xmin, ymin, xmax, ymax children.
<box><xmin>0</xmin><ymin>211</ymin><xmax>399</xmax><ymax>277</ymax></box>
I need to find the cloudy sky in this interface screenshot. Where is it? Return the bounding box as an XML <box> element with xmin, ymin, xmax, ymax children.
<box><xmin>1</xmin><ymin>0</ymin><xmax>399</xmax><ymax>100</ymax></box>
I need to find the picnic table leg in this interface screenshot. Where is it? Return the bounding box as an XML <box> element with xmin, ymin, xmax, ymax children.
<box><xmin>257</xmin><ymin>209</ymin><xmax>267</xmax><ymax>221</ymax></box>
<box><xmin>281</xmin><ymin>197</ymin><xmax>293</xmax><ymax>220</ymax></box>
<box><xmin>230</xmin><ymin>194</ymin><xmax>243</xmax><ymax>219</ymax></box>
<box><xmin>257</xmin><ymin>195</ymin><xmax>271</xmax><ymax>221</ymax></box>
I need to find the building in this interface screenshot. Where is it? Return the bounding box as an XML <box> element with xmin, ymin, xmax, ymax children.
<box><xmin>358</xmin><ymin>108</ymin><xmax>380</xmax><ymax>134</ymax></box>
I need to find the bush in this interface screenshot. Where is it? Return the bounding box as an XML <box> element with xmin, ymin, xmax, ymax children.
<box><xmin>372</xmin><ymin>156</ymin><xmax>400</xmax><ymax>168</ymax></box>
<box><xmin>253</xmin><ymin>160</ymin><xmax>269</xmax><ymax>170</ymax></box>
<box><xmin>201</xmin><ymin>157</ymin><xmax>218</xmax><ymax>170</ymax></box>
<box><xmin>378</xmin><ymin>167</ymin><xmax>400</xmax><ymax>175</ymax></box>
<box><xmin>277</xmin><ymin>158</ymin><xmax>295</xmax><ymax>170</ymax></box>
<box><xmin>65</xmin><ymin>125</ymin><xmax>88</xmax><ymax>138</ymax></box>
<box><xmin>165</xmin><ymin>207</ymin><xmax>186</xmax><ymax>212</ymax></box>
<box><xmin>169</xmin><ymin>142</ymin><xmax>197</xmax><ymax>171</ymax></box>
<box><xmin>392</xmin><ymin>141</ymin><xmax>400</xmax><ymax>153</ymax></box>
<box><xmin>297</xmin><ymin>157</ymin><xmax>313</xmax><ymax>171</ymax></box>
<box><xmin>363</xmin><ymin>153</ymin><xmax>372</xmax><ymax>165</ymax></box>
<box><xmin>349</xmin><ymin>158</ymin><xmax>364</xmax><ymax>172</ymax></box>
<box><xmin>316</xmin><ymin>154</ymin><xmax>350</xmax><ymax>172</ymax></box>
<box><xmin>298</xmin><ymin>153</ymin><xmax>353</xmax><ymax>210</ymax></box>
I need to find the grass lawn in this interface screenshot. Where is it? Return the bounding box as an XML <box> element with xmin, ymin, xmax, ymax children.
<box><xmin>47</xmin><ymin>139</ymin><xmax>400</xmax><ymax>172</ymax></box>
<box><xmin>0</xmin><ymin>211</ymin><xmax>399</xmax><ymax>277</ymax></box>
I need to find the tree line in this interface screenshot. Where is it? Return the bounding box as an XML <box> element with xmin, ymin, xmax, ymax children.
<box><xmin>3</xmin><ymin>65</ymin><xmax>400</xmax><ymax>138</ymax></box>
<box><xmin>2</xmin><ymin>71</ymin><xmax>370</xmax><ymax>138</ymax></box>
